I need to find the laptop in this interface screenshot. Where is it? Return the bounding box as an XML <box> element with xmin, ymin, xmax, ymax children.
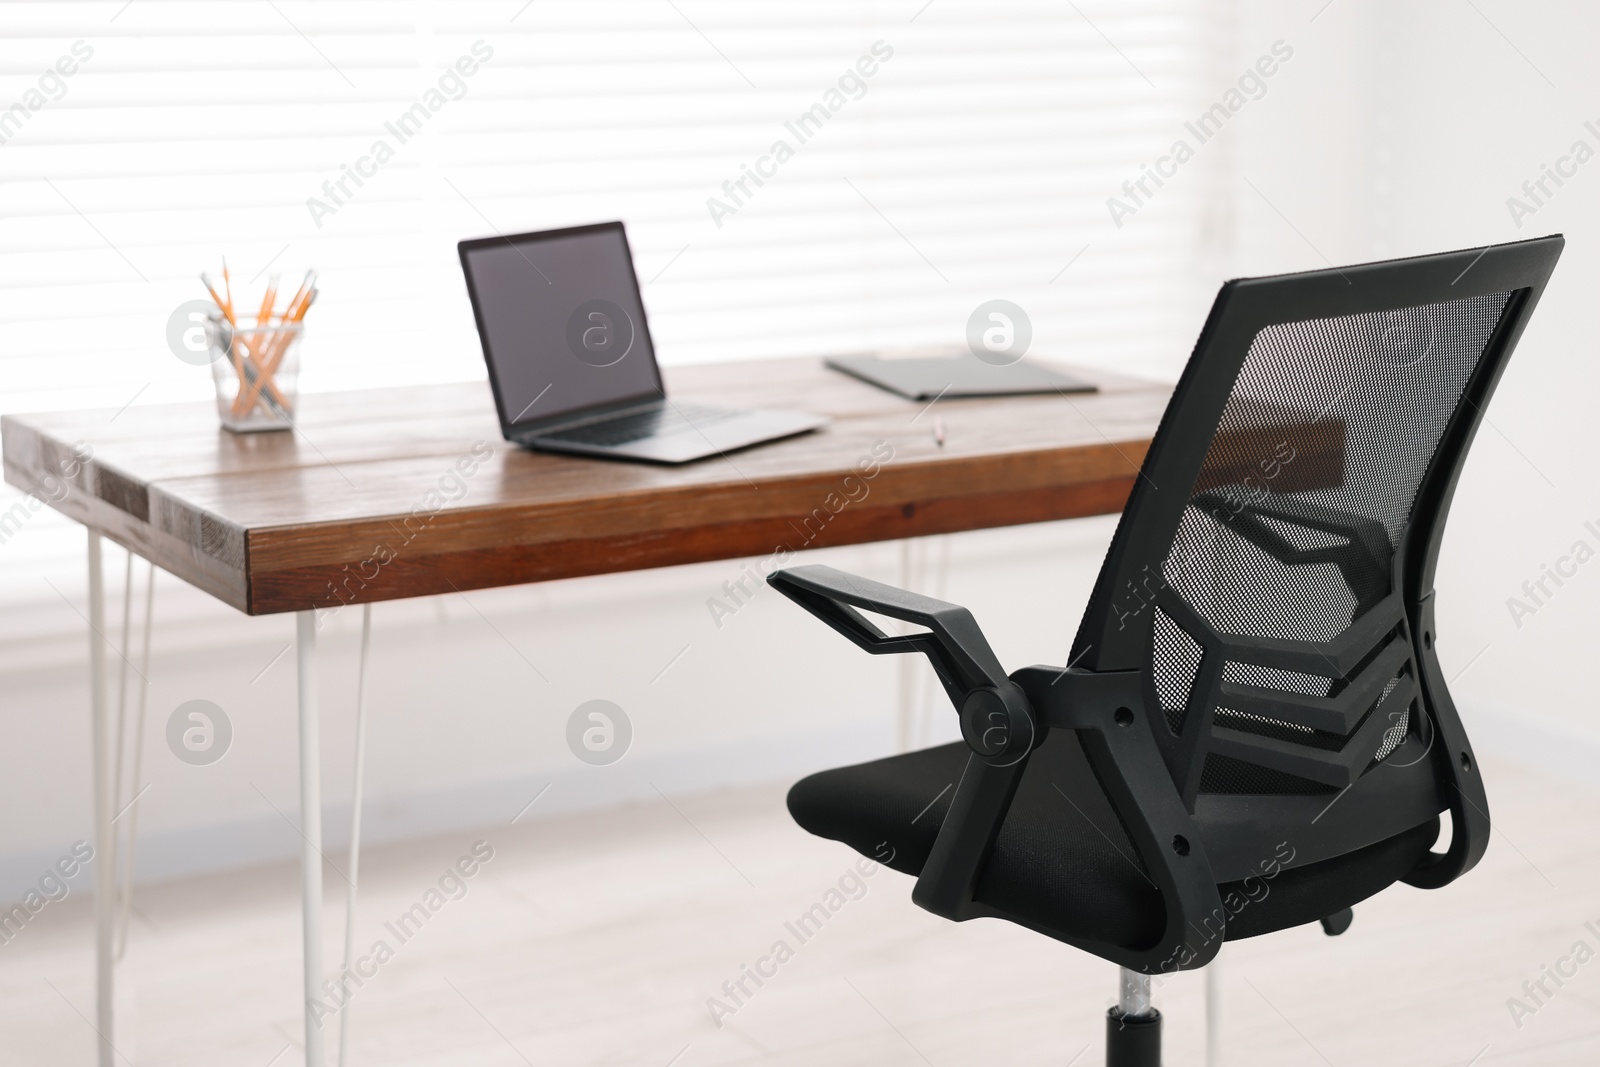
<box><xmin>459</xmin><ymin>221</ymin><xmax>827</xmax><ymax>464</ymax></box>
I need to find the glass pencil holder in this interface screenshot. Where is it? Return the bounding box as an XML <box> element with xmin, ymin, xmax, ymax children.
<box><xmin>208</xmin><ymin>313</ymin><xmax>302</xmax><ymax>433</ymax></box>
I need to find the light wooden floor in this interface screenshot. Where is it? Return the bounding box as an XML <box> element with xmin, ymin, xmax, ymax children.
<box><xmin>3</xmin><ymin>751</ymin><xmax>1599</xmax><ymax>1066</ymax></box>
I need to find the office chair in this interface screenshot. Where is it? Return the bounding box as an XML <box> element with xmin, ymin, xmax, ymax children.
<box><xmin>769</xmin><ymin>236</ymin><xmax>1563</xmax><ymax>1065</ymax></box>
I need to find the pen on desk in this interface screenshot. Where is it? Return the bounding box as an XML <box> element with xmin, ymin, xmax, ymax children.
<box><xmin>933</xmin><ymin>416</ymin><xmax>945</xmax><ymax>448</ymax></box>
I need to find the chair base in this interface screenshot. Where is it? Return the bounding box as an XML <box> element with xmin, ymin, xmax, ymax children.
<box><xmin>1106</xmin><ymin>1006</ymin><xmax>1161</xmax><ymax>1067</ymax></box>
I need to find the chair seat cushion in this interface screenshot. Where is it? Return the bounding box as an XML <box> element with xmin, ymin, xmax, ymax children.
<box><xmin>788</xmin><ymin>734</ymin><xmax>1439</xmax><ymax>950</ymax></box>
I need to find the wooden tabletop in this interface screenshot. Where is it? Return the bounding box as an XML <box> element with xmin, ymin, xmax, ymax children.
<box><xmin>0</xmin><ymin>357</ymin><xmax>1311</xmax><ymax>616</ymax></box>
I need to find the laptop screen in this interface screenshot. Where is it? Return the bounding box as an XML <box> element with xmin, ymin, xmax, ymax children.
<box><xmin>460</xmin><ymin>222</ymin><xmax>664</xmax><ymax>432</ymax></box>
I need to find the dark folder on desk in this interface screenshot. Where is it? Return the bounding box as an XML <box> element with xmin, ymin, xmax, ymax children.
<box><xmin>825</xmin><ymin>347</ymin><xmax>1097</xmax><ymax>400</ymax></box>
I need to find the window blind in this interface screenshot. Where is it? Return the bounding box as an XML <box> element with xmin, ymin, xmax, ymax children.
<box><xmin>0</xmin><ymin>0</ymin><xmax>1216</xmax><ymax>645</ymax></box>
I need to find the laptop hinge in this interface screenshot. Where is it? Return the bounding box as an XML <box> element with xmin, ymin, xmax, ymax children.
<box><xmin>520</xmin><ymin>397</ymin><xmax>665</xmax><ymax>438</ymax></box>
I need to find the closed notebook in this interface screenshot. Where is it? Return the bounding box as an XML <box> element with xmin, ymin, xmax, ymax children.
<box><xmin>826</xmin><ymin>347</ymin><xmax>1097</xmax><ymax>400</ymax></box>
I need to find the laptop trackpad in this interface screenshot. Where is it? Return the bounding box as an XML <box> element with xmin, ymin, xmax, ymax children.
<box><xmin>614</xmin><ymin>409</ymin><xmax>823</xmax><ymax>463</ymax></box>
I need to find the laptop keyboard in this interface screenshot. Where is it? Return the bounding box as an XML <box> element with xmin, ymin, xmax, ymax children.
<box><xmin>541</xmin><ymin>402</ymin><xmax>740</xmax><ymax>447</ymax></box>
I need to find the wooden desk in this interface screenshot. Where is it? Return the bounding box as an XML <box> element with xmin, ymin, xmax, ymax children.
<box><xmin>3</xmin><ymin>358</ymin><xmax>1178</xmax><ymax>616</ymax></box>
<box><xmin>6</xmin><ymin>357</ymin><xmax>1338</xmax><ymax>1066</ymax></box>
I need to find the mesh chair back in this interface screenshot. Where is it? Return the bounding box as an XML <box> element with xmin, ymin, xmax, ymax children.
<box><xmin>1070</xmin><ymin>240</ymin><xmax>1561</xmax><ymax>857</ymax></box>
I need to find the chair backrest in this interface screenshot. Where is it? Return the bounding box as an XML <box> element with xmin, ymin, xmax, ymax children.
<box><xmin>1070</xmin><ymin>236</ymin><xmax>1563</xmax><ymax>882</ymax></box>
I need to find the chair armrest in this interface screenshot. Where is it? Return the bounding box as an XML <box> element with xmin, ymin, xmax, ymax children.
<box><xmin>767</xmin><ymin>564</ymin><xmax>1034</xmax><ymax>764</ymax></box>
<box><xmin>772</xmin><ymin>565</ymin><xmax>1225</xmax><ymax>971</ymax></box>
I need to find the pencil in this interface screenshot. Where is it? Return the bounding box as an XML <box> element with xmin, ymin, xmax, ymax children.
<box><xmin>235</xmin><ymin>278</ymin><xmax>315</xmax><ymax>417</ymax></box>
<box><xmin>253</xmin><ymin>288</ymin><xmax>315</xmax><ymax>391</ymax></box>
<box><xmin>229</xmin><ymin>276</ymin><xmax>283</xmax><ymax>416</ymax></box>
<box><xmin>255</xmin><ymin>275</ymin><xmax>277</xmax><ymax>328</ymax></box>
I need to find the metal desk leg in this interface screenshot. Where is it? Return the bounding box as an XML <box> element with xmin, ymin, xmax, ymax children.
<box><xmin>1206</xmin><ymin>955</ymin><xmax>1220</xmax><ymax>1067</ymax></box>
<box><xmin>296</xmin><ymin>611</ymin><xmax>324</xmax><ymax>1067</ymax></box>
<box><xmin>88</xmin><ymin>532</ymin><xmax>114</xmax><ymax>1066</ymax></box>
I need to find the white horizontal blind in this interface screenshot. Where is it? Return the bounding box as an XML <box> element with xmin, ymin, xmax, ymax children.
<box><xmin>0</xmin><ymin>0</ymin><xmax>1215</xmax><ymax>643</ymax></box>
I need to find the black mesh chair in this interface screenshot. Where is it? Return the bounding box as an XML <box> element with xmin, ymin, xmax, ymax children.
<box><xmin>769</xmin><ymin>237</ymin><xmax>1563</xmax><ymax>1065</ymax></box>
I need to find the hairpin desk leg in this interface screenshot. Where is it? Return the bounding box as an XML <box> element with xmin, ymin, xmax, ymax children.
<box><xmin>1206</xmin><ymin>956</ymin><xmax>1220</xmax><ymax>1067</ymax></box>
<box><xmin>297</xmin><ymin>611</ymin><xmax>325</xmax><ymax>1067</ymax></box>
<box><xmin>88</xmin><ymin>532</ymin><xmax>115</xmax><ymax>1067</ymax></box>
